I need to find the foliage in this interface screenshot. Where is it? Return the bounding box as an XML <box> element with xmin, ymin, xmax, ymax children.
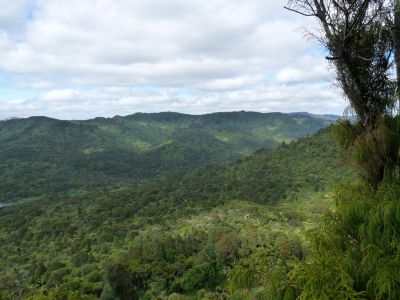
<box><xmin>286</xmin><ymin>0</ymin><xmax>396</xmax><ymax>127</ymax></box>
<box><xmin>0</xmin><ymin>128</ymin><xmax>348</xmax><ymax>299</ymax></box>
<box><xmin>283</xmin><ymin>4</ymin><xmax>400</xmax><ymax>299</ymax></box>
<box><xmin>100</xmin><ymin>263</ymin><xmax>137</xmax><ymax>300</ymax></box>
<box><xmin>333</xmin><ymin>117</ymin><xmax>400</xmax><ymax>187</ymax></box>
<box><xmin>291</xmin><ymin>179</ymin><xmax>400</xmax><ymax>299</ymax></box>
<box><xmin>0</xmin><ymin>112</ymin><xmax>335</xmax><ymax>201</ymax></box>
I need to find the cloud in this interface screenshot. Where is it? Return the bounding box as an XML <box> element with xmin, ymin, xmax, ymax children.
<box><xmin>40</xmin><ymin>89</ymin><xmax>80</xmax><ymax>101</ymax></box>
<box><xmin>0</xmin><ymin>0</ymin><xmax>345</xmax><ymax>119</ymax></box>
<box><xmin>276</xmin><ymin>64</ymin><xmax>332</xmax><ymax>83</ymax></box>
<box><xmin>197</xmin><ymin>75</ymin><xmax>266</xmax><ymax>91</ymax></box>
<box><xmin>0</xmin><ymin>81</ymin><xmax>345</xmax><ymax>120</ymax></box>
<box><xmin>0</xmin><ymin>0</ymin><xmax>32</xmax><ymax>34</ymax></box>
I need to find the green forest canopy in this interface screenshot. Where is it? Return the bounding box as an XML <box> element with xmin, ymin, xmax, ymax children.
<box><xmin>0</xmin><ymin>111</ymin><xmax>336</xmax><ymax>201</ymax></box>
<box><xmin>0</xmin><ymin>126</ymin><xmax>352</xmax><ymax>299</ymax></box>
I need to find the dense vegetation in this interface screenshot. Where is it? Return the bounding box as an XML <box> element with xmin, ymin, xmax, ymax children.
<box><xmin>284</xmin><ymin>1</ymin><xmax>400</xmax><ymax>299</ymax></box>
<box><xmin>5</xmin><ymin>107</ymin><xmax>397</xmax><ymax>299</ymax></box>
<box><xmin>0</xmin><ymin>111</ymin><xmax>335</xmax><ymax>202</ymax></box>
<box><xmin>2</xmin><ymin>0</ymin><xmax>400</xmax><ymax>297</ymax></box>
<box><xmin>0</xmin><ymin>127</ymin><xmax>351</xmax><ymax>299</ymax></box>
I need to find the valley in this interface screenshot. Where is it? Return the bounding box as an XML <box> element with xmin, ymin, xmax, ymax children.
<box><xmin>0</xmin><ymin>111</ymin><xmax>336</xmax><ymax>202</ymax></box>
<box><xmin>0</xmin><ymin>113</ymin><xmax>352</xmax><ymax>299</ymax></box>
<box><xmin>1</xmin><ymin>0</ymin><xmax>399</xmax><ymax>298</ymax></box>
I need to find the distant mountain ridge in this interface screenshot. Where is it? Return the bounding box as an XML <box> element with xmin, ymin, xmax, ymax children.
<box><xmin>0</xmin><ymin>111</ymin><xmax>338</xmax><ymax>201</ymax></box>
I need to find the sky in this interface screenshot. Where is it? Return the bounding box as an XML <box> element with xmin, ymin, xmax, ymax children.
<box><xmin>0</xmin><ymin>0</ymin><xmax>347</xmax><ymax>120</ymax></box>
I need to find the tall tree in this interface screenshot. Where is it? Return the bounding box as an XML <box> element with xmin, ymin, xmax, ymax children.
<box><xmin>286</xmin><ymin>0</ymin><xmax>396</xmax><ymax>127</ymax></box>
<box><xmin>284</xmin><ymin>2</ymin><xmax>400</xmax><ymax>299</ymax></box>
<box><xmin>286</xmin><ymin>0</ymin><xmax>400</xmax><ymax>186</ymax></box>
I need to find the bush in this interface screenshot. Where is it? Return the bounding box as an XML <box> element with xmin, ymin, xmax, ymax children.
<box><xmin>180</xmin><ymin>262</ymin><xmax>219</xmax><ymax>292</ymax></box>
<box><xmin>292</xmin><ymin>180</ymin><xmax>400</xmax><ymax>300</ymax></box>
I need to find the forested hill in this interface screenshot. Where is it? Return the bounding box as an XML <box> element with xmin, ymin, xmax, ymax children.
<box><xmin>0</xmin><ymin>111</ymin><xmax>336</xmax><ymax>201</ymax></box>
<box><xmin>157</xmin><ymin>126</ymin><xmax>353</xmax><ymax>205</ymax></box>
<box><xmin>0</xmin><ymin>126</ymin><xmax>352</xmax><ymax>299</ymax></box>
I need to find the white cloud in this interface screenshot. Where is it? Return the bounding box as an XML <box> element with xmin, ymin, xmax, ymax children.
<box><xmin>276</xmin><ymin>64</ymin><xmax>332</xmax><ymax>83</ymax></box>
<box><xmin>0</xmin><ymin>0</ymin><xmax>32</xmax><ymax>34</ymax></box>
<box><xmin>0</xmin><ymin>81</ymin><xmax>345</xmax><ymax>120</ymax></box>
<box><xmin>40</xmin><ymin>89</ymin><xmax>79</xmax><ymax>101</ymax></box>
<box><xmin>0</xmin><ymin>0</ymin><xmax>345</xmax><ymax>119</ymax></box>
<box><xmin>198</xmin><ymin>75</ymin><xmax>266</xmax><ymax>91</ymax></box>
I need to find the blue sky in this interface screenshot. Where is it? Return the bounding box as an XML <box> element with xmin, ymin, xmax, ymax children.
<box><xmin>0</xmin><ymin>88</ymin><xmax>39</xmax><ymax>100</ymax></box>
<box><xmin>0</xmin><ymin>0</ymin><xmax>346</xmax><ymax>120</ymax></box>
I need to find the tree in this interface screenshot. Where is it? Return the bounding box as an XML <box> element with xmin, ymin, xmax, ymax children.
<box><xmin>286</xmin><ymin>0</ymin><xmax>396</xmax><ymax>126</ymax></box>
<box><xmin>180</xmin><ymin>262</ymin><xmax>219</xmax><ymax>292</ymax></box>
<box><xmin>100</xmin><ymin>263</ymin><xmax>137</xmax><ymax>300</ymax></box>
<box><xmin>284</xmin><ymin>1</ymin><xmax>400</xmax><ymax>299</ymax></box>
<box><xmin>286</xmin><ymin>0</ymin><xmax>400</xmax><ymax>186</ymax></box>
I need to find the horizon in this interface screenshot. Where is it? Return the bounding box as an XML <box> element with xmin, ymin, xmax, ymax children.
<box><xmin>0</xmin><ymin>0</ymin><xmax>347</xmax><ymax>120</ymax></box>
<box><xmin>0</xmin><ymin>110</ymin><xmax>342</xmax><ymax>122</ymax></box>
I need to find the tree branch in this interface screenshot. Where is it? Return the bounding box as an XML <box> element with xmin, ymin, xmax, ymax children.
<box><xmin>284</xmin><ymin>6</ymin><xmax>317</xmax><ymax>16</ymax></box>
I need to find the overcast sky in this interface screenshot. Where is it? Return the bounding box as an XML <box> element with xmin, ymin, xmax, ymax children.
<box><xmin>0</xmin><ymin>0</ymin><xmax>346</xmax><ymax>120</ymax></box>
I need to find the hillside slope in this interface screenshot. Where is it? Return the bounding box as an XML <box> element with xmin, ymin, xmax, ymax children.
<box><xmin>0</xmin><ymin>111</ymin><xmax>336</xmax><ymax>201</ymax></box>
<box><xmin>174</xmin><ymin>127</ymin><xmax>352</xmax><ymax>204</ymax></box>
<box><xmin>0</xmin><ymin>127</ymin><xmax>353</xmax><ymax>299</ymax></box>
